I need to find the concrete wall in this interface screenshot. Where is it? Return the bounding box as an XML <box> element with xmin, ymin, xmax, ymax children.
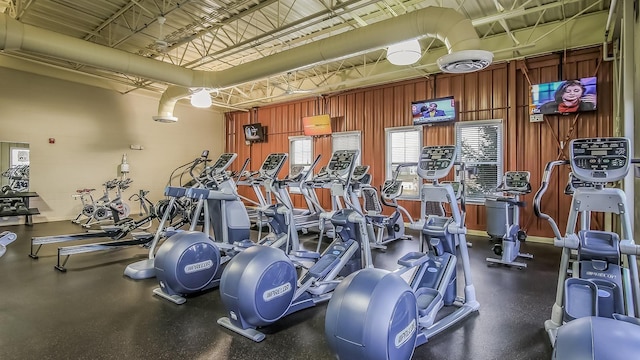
<box><xmin>0</xmin><ymin>66</ymin><xmax>224</xmax><ymax>224</ymax></box>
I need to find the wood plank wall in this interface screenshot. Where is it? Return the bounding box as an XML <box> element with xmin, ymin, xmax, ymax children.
<box><xmin>225</xmin><ymin>47</ymin><xmax>612</xmax><ymax>238</ymax></box>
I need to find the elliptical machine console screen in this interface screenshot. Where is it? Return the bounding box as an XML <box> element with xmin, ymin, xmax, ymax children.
<box><xmin>327</xmin><ymin>150</ymin><xmax>359</xmax><ymax>178</ymax></box>
<box><xmin>570</xmin><ymin>137</ymin><xmax>629</xmax><ymax>183</ymax></box>
<box><xmin>417</xmin><ymin>146</ymin><xmax>458</xmax><ymax>180</ymax></box>
<box><xmin>210</xmin><ymin>153</ymin><xmax>238</xmax><ymax>174</ymax></box>
<box><xmin>564</xmin><ymin>172</ymin><xmax>595</xmax><ymax>195</ymax></box>
<box><xmin>260</xmin><ymin>153</ymin><xmax>288</xmax><ymax>178</ymax></box>
<box><xmin>382</xmin><ymin>180</ymin><xmax>402</xmax><ymax>198</ymax></box>
<box><xmin>289</xmin><ymin>165</ymin><xmax>305</xmax><ymax>180</ymax></box>
<box><xmin>504</xmin><ymin>171</ymin><xmax>530</xmax><ymax>191</ymax></box>
<box><xmin>352</xmin><ymin>165</ymin><xmax>370</xmax><ymax>180</ymax></box>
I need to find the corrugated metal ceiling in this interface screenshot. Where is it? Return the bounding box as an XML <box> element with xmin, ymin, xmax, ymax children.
<box><xmin>0</xmin><ymin>0</ymin><xmax>614</xmax><ymax>109</ymax></box>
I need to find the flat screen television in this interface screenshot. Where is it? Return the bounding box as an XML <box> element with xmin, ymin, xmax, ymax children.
<box><xmin>243</xmin><ymin>123</ymin><xmax>265</xmax><ymax>142</ymax></box>
<box><xmin>302</xmin><ymin>114</ymin><xmax>332</xmax><ymax>136</ymax></box>
<box><xmin>412</xmin><ymin>96</ymin><xmax>456</xmax><ymax>125</ymax></box>
<box><xmin>530</xmin><ymin>77</ymin><xmax>597</xmax><ymax>115</ymax></box>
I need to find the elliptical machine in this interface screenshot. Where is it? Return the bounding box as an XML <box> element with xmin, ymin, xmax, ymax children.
<box><xmin>534</xmin><ymin>137</ymin><xmax>640</xmax><ymax>358</ymax></box>
<box><xmin>325</xmin><ymin>145</ymin><xmax>479</xmax><ymax>360</ymax></box>
<box><xmin>123</xmin><ymin>152</ymin><xmax>238</xmax><ymax>280</ymax></box>
<box><xmin>152</xmin><ymin>152</ymin><xmax>256</xmax><ymax>305</ymax></box>
<box><xmin>217</xmin><ymin>149</ymin><xmax>376</xmax><ymax>342</ymax></box>
<box><xmin>362</xmin><ymin>163</ymin><xmax>414</xmax><ymax>250</ymax></box>
<box><xmin>485</xmin><ymin>171</ymin><xmax>533</xmax><ymax>268</ymax></box>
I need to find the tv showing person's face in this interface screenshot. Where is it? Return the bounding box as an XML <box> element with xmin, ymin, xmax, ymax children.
<box><xmin>428</xmin><ymin>103</ymin><xmax>437</xmax><ymax>111</ymax></box>
<box><xmin>561</xmin><ymin>84</ymin><xmax>584</xmax><ymax>106</ymax></box>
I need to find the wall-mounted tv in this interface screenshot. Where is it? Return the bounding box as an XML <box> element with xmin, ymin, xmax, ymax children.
<box><xmin>411</xmin><ymin>96</ymin><xmax>456</xmax><ymax>125</ymax></box>
<box><xmin>530</xmin><ymin>77</ymin><xmax>597</xmax><ymax>115</ymax></box>
<box><xmin>243</xmin><ymin>123</ymin><xmax>266</xmax><ymax>142</ymax></box>
<box><xmin>303</xmin><ymin>114</ymin><xmax>332</xmax><ymax>136</ymax></box>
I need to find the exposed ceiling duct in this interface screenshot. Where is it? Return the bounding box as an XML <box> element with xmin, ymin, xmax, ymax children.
<box><xmin>0</xmin><ymin>7</ymin><xmax>492</xmax><ymax>122</ymax></box>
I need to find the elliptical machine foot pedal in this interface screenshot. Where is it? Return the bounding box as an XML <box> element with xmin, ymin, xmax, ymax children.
<box><xmin>308</xmin><ymin>254</ymin><xmax>340</xmax><ymax>278</ymax></box>
<box><xmin>217</xmin><ymin>317</ymin><xmax>266</xmax><ymax>342</ymax></box>
<box><xmin>152</xmin><ymin>287</ymin><xmax>186</xmax><ymax>305</ymax></box>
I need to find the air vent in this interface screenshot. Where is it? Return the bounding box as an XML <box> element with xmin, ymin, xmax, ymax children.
<box><xmin>152</xmin><ymin>115</ymin><xmax>178</xmax><ymax>123</ymax></box>
<box><xmin>437</xmin><ymin>50</ymin><xmax>494</xmax><ymax>74</ymax></box>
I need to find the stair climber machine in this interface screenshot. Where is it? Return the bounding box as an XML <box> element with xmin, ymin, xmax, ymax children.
<box><xmin>325</xmin><ymin>145</ymin><xmax>479</xmax><ymax>360</ymax></box>
<box><xmin>123</xmin><ymin>152</ymin><xmax>238</xmax><ymax>280</ymax></box>
<box><xmin>217</xmin><ymin>149</ymin><xmax>377</xmax><ymax>342</ymax></box>
<box><xmin>152</xmin><ymin>152</ymin><xmax>259</xmax><ymax>305</ymax></box>
<box><xmin>485</xmin><ymin>171</ymin><xmax>533</xmax><ymax>268</ymax></box>
<box><xmin>363</xmin><ymin>163</ymin><xmax>415</xmax><ymax>250</ymax></box>
<box><xmin>0</xmin><ymin>231</ymin><xmax>17</xmax><ymax>258</ymax></box>
<box><xmin>534</xmin><ymin>137</ymin><xmax>640</xmax><ymax>359</ymax></box>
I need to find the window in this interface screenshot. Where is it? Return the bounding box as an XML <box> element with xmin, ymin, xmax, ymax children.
<box><xmin>455</xmin><ymin>119</ymin><xmax>503</xmax><ymax>204</ymax></box>
<box><xmin>289</xmin><ymin>136</ymin><xmax>313</xmax><ymax>193</ymax></box>
<box><xmin>385</xmin><ymin>126</ymin><xmax>422</xmax><ymax>198</ymax></box>
<box><xmin>331</xmin><ymin>131</ymin><xmax>361</xmax><ymax>165</ymax></box>
<box><xmin>289</xmin><ymin>136</ymin><xmax>313</xmax><ymax>171</ymax></box>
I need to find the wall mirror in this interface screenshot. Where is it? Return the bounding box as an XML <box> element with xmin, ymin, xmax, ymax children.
<box><xmin>1</xmin><ymin>142</ymin><xmax>30</xmax><ymax>193</ymax></box>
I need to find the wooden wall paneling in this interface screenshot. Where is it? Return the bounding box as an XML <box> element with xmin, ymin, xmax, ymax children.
<box><xmin>223</xmin><ymin>47</ymin><xmax>612</xmax><ymax>237</ymax></box>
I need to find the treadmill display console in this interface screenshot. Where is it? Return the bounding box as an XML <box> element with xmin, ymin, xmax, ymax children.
<box><xmin>417</xmin><ymin>146</ymin><xmax>458</xmax><ymax>180</ymax></box>
<box><xmin>210</xmin><ymin>153</ymin><xmax>238</xmax><ymax>174</ymax></box>
<box><xmin>570</xmin><ymin>138</ymin><xmax>629</xmax><ymax>183</ymax></box>
<box><xmin>260</xmin><ymin>153</ymin><xmax>288</xmax><ymax>178</ymax></box>
<box><xmin>503</xmin><ymin>171</ymin><xmax>531</xmax><ymax>192</ymax></box>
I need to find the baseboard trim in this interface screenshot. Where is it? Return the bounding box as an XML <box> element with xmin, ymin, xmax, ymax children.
<box><xmin>465</xmin><ymin>229</ymin><xmax>554</xmax><ymax>245</ymax></box>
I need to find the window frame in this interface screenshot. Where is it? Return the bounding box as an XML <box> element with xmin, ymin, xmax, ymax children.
<box><xmin>331</xmin><ymin>131</ymin><xmax>362</xmax><ymax>165</ymax></box>
<box><xmin>454</xmin><ymin>119</ymin><xmax>504</xmax><ymax>205</ymax></box>
<box><xmin>288</xmin><ymin>135</ymin><xmax>313</xmax><ymax>194</ymax></box>
<box><xmin>288</xmin><ymin>136</ymin><xmax>313</xmax><ymax>171</ymax></box>
<box><xmin>385</xmin><ymin>126</ymin><xmax>423</xmax><ymax>200</ymax></box>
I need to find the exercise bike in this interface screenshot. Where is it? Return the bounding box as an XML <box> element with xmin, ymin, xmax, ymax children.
<box><xmin>80</xmin><ymin>178</ymin><xmax>132</xmax><ymax>228</ymax></box>
<box><xmin>71</xmin><ymin>188</ymin><xmax>97</xmax><ymax>225</ymax></box>
<box><xmin>485</xmin><ymin>171</ymin><xmax>533</xmax><ymax>268</ymax></box>
<box><xmin>534</xmin><ymin>137</ymin><xmax>640</xmax><ymax>358</ymax></box>
<box><xmin>217</xmin><ymin>149</ymin><xmax>376</xmax><ymax>342</ymax></box>
<box><xmin>325</xmin><ymin>145</ymin><xmax>478</xmax><ymax>360</ymax></box>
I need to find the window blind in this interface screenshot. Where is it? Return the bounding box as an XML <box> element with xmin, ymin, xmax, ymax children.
<box><xmin>455</xmin><ymin>119</ymin><xmax>503</xmax><ymax>203</ymax></box>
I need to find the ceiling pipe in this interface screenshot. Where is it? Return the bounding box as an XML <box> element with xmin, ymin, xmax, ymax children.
<box><xmin>0</xmin><ymin>7</ymin><xmax>492</xmax><ymax>122</ymax></box>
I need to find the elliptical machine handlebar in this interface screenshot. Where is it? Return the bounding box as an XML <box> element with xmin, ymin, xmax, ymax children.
<box><xmin>453</xmin><ymin>161</ymin><xmax>467</xmax><ymax>218</ymax></box>
<box><xmin>188</xmin><ymin>152</ymin><xmax>211</xmax><ymax>188</ymax></box>
<box><xmin>379</xmin><ymin>162</ymin><xmax>418</xmax><ymax>208</ymax></box>
<box><xmin>533</xmin><ymin>160</ymin><xmax>569</xmax><ymax>241</ymax></box>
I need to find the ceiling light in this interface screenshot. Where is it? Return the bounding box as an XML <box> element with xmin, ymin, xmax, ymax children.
<box><xmin>387</xmin><ymin>39</ymin><xmax>421</xmax><ymax>66</ymax></box>
<box><xmin>191</xmin><ymin>89</ymin><xmax>212</xmax><ymax>108</ymax></box>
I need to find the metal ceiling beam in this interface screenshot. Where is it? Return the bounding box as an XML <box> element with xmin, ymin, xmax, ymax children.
<box><xmin>229</xmin><ymin>10</ymin><xmax>608</xmax><ymax>107</ymax></box>
<box><xmin>471</xmin><ymin>0</ymin><xmax>590</xmax><ymax>26</ymax></box>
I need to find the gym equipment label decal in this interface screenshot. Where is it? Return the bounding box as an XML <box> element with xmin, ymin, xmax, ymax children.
<box><xmin>263</xmin><ymin>283</ymin><xmax>292</xmax><ymax>302</ymax></box>
<box><xmin>394</xmin><ymin>319</ymin><xmax>416</xmax><ymax>348</ymax></box>
<box><xmin>184</xmin><ymin>260</ymin><xmax>214</xmax><ymax>274</ymax></box>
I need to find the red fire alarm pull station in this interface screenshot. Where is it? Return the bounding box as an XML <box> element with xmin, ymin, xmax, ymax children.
<box><xmin>49</xmin><ymin>138</ymin><xmax>55</xmax><ymax>144</ymax></box>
